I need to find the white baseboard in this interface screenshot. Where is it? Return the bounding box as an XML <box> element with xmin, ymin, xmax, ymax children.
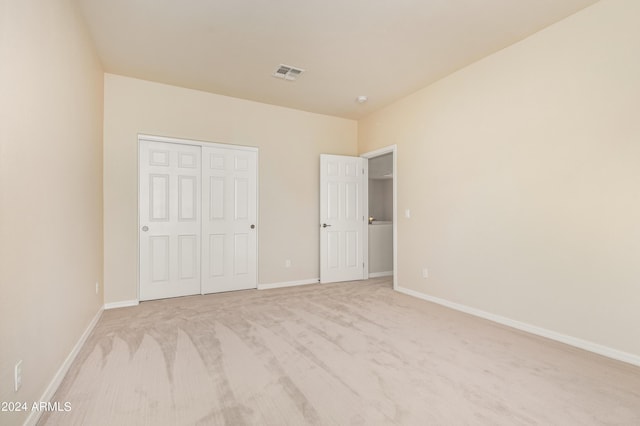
<box><xmin>104</xmin><ymin>299</ymin><xmax>139</xmax><ymax>310</ymax></box>
<box><xmin>369</xmin><ymin>271</ymin><xmax>393</xmax><ymax>278</ymax></box>
<box><xmin>396</xmin><ymin>286</ymin><xmax>640</xmax><ymax>368</ymax></box>
<box><xmin>24</xmin><ymin>306</ymin><xmax>103</xmax><ymax>426</ymax></box>
<box><xmin>258</xmin><ymin>278</ymin><xmax>319</xmax><ymax>290</ymax></box>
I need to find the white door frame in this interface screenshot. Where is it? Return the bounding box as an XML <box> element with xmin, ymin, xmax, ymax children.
<box><xmin>137</xmin><ymin>134</ymin><xmax>259</xmax><ymax>301</ymax></box>
<box><xmin>361</xmin><ymin>145</ymin><xmax>397</xmax><ymax>291</ymax></box>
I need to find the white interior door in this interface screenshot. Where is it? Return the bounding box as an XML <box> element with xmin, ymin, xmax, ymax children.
<box><xmin>320</xmin><ymin>154</ymin><xmax>366</xmax><ymax>283</ymax></box>
<box><xmin>139</xmin><ymin>140</ymin><xmax>201</xmax><ymax>301</ymax></box>
<box><xmin>202</xmin><ymin>146</ymin><xmax>258</xmax><ymax>293</ymax></box>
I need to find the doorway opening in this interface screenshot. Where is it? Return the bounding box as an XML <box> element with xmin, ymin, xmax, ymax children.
<box><xmin>362</xmin><ymin>145</ymin><xmax>397</xmax><ymax>290</ymax></box>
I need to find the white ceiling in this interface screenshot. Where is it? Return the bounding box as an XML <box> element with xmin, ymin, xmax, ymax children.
<box><xmin>76</xmin><ymin>0</ymin><xmax>599</xmax><ymax>119</ymax></box>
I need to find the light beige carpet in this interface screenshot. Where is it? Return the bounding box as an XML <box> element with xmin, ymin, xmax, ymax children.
<box><xmin>40</xmin><ymin>278</ymin><xmax>640</xmax><ymax>425</ymax></box>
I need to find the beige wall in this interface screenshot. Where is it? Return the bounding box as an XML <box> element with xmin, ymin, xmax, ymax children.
<box><xmin>104</xmin><ymin>75</ymin><xmax>357</xmax><ymax>303</ymax></box>
<box><xmin>359</xmin><ymin>0</ymin><xmax>640</xmax><ymax>358</ymax></box>
<box><xmin>0</xmin><ymin>1</ymin><xmax>104</xmax><ymax>425</ymax></box>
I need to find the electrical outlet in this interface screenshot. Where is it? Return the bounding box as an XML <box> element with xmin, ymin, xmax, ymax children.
<box><xmin>95</xmin><ymin>281</ymin><xmax>99</xmax><ymax>294</ymax></box>
<box><xmin>405</xmin><ymin>209</ymin><xmax>411</xmax><ymax>219</ymax></box>
<box><xmin>422</xmin><ymin>268</ymin><xmax>429</xmax><ymax>278</ymax></box>
<box><xmin>285</xmin><ymin>259</ymin><xmax>291</xmax><ymax>268</ymax></box>
<box><xmin>14</xmin><ymin>360</ymin><xmax>22</xmax><ymax>392</ymax></box>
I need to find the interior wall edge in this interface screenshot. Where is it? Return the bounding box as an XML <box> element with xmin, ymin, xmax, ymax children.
<box><xmin>104</xmin><ymin>300</ymin><xmax>140</xmax><ymax>310</ymax></box>
<box><xmin>397</xmin><ymin>286</ymin><xmax>640</xmax><ymax>367</ymax></box>
<box><xmin>22</xmin><ymin>307</ymin><xmax>104</xmax><ymax>426</ymax></box>
<box><xmin>257</xmin><ymin>278</ymin><xmax>320</xmax><ymax>290</ymax></box>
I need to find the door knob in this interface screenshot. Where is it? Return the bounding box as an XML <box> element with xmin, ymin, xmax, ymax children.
<box><xmin>322</xmin><ymin>223</ymin><xmax>331</xmax><ymax>228</ymax></box>
<box><xmin>250</xmin><ymin>224</ymin><xmax>255</xmax><ymax>229</ymax></box>
<box><xmin>141</xmin><ymin>226</ymin><xmax>149</xmax><ymax>232</ymax></box>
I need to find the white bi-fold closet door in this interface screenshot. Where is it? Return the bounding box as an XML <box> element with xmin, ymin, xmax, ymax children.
<box><xmin>139</xmin><ymin>137</ymin><xmax>257</xmax><ymax>301</ymax></box>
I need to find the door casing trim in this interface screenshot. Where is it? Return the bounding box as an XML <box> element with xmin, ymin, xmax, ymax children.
<box><xmin>361</xmin><ymin>145</ymin><xmax>397</xmax><ymax>291</ymax></box>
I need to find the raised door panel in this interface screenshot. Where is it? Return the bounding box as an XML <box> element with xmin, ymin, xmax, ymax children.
<box><xmin>234</xmin><ymin>178</ymin><xmax>249</xmax><ymax>220</ymax></box>
<box><xmin>327</xmin><ymin>232</ymin><xmax>339</xmax><ymax>270</ymax></box>
<box><xmin>234</xmin><ymin>233</ymin><xmax>249</xmax><ymax>275</ymax></box>
<box><xmin>178</xmin><ymin>235</ymin><xmax>197</xmax><ymax>279</ymax></box>
<box><xmin>209</xmin><ymin>234</ymin><xmax>225</xmax><ymax>277</ymax></box>
<box><xmin>209</xmin><ymin>177</ymin><xmax>225</xmax><ymax>220</ymax></box>
<box><xmin>178</xmin><ymin>176</ymin><xmax>197</xmax><ymax>221</ymax></box>
<box><xmin>150</xmin><ymin>236</ymin><xmax>170</xmax><ymax>282</ymax></box>
<box><xmin>150</xmin><ymin>175</ymin><xmax>170</xmax><ymax>221</ymax></box>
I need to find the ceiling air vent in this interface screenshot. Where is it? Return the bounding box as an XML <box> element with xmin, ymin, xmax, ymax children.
<box><xmin>273</xmin><ymin>64</ymin><xmax>305</xmax><ymax>81</ymax></box>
